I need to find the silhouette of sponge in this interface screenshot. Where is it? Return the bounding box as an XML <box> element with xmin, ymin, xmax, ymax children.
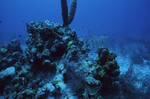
<box><xmin>61</xmin><ymin>0</ymin><xmax>77</xmax><ymax>26</ymax></box>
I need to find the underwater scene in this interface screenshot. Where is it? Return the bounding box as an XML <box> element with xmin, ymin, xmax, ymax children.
<box><xmin>0</xmin><ymin>0</ymin><xmax>150</xmax><ymax>99</ymax></box>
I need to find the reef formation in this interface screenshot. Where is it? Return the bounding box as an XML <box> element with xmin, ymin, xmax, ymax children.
<box><xmin>0</xmin><ymin>20</ymin><xmax>120</xmax><ymax>98</ymax></box>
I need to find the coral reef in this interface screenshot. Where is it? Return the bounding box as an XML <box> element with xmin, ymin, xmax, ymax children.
<box><xmin>0</xmin><ymin>39</ymin><xmax>27</xmax><ymax>95</ymax></box>
<box><xmin>0</xmin><ymin>20</ymin><xmax>120</xmax><ymax>98</ymax></box>
<box><xmin>61</xmin><ymin>0</ymin><xmax>77</xmax><ymax>26</ymax></box>
<box><xmin>0</xmin><ymin>39</ymin><xmax>24</xmax><ymax>70</ymax></box>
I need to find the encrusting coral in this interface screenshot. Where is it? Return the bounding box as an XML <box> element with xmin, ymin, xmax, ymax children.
<box><xmin>0</xmin><ymin>20</ymin><xmax>120</xmax><ymax>98</ymax></box>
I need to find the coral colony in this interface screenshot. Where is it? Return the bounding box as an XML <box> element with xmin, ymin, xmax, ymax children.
<box><xmin>0</xmin><ymin>0</ymin><xmax>121</xmax><ymax>98</ymax></box>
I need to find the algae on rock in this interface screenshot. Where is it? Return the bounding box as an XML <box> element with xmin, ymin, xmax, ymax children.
<box><xmin>0</xmin><ymin>21</ymin><xmax>121</xmax><ymax>99</ymax></box>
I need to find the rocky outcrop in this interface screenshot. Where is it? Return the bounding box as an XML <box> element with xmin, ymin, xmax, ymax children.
<box><xmin>0</xmin><ymin>20</ymin><xmax>120</xmax><ymax>98</ymax></box>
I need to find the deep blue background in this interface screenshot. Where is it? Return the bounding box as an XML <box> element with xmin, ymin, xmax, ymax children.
<box><xmin>0</xmin><ymin>0</ymin><xmax>150</xmax><ymax>43</ymax></box>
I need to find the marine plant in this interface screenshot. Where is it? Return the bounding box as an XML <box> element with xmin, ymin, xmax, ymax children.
<box><xmin>61</xmin><ymin>0</ymin><xmax>77</xmax><ymax>26</ymax></box>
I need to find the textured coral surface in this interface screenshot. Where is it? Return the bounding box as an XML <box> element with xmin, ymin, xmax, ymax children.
<box><xmin>0</xmin><ymin>21</ymin><xmax>120</xmax><ymax>99</ymax></box>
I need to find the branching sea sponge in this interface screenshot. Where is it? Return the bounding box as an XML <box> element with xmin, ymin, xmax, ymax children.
<box><xmin>68</xmin><ymin>0</ymin><xmax>77</xmax><ymax>25</ymax></box>
<box><xmin>61</xmin><ymin>0</ymin><xmax>77</xmax><ymax>26</ymax></box>
<box><xmin>61</xmin><ymin>0</ymin><xmax>68</xmax><ymax>26</ymax></box>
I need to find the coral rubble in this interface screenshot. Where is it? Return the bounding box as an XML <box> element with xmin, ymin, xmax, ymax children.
<box><xmin>0</xmin><ymin>20</ymin><xmax>120</xmax><ymax>98</ymax></box>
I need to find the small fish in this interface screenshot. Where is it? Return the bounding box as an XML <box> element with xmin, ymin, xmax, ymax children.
<box><xmin>0</xmin><ymin>20</ymin><xmax>2</xmax><ymax>23</ymax></box>
<box><xmin>0</xmin><ymin>42</ymin><xmax>4</xmax><ymax>45</ymax></box>
<box><xmin>81</xmin><ymin>25</ymin><xmax>84</xmax><ymax>29</ymax></box>
<box><xmin>18</xmin><ymin>35</ymin><xmax>22</xmax><ymax>37</ymax></box>
<box><xmin>22</xmin><ymin>20</ymin><xmax>25</xmax><ymax>23</ymax></box>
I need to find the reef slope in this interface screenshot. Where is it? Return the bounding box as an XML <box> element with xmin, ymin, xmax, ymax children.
<box><xmin>0</xmin><ymin>20</ymin><xmax>120</xmax><ymax>98</ymax></box>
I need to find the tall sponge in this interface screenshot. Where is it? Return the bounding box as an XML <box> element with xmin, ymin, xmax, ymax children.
<box><xmin>61</xmin><ymin>0</ymin><xmax>68</xmax><ymax>26</ymax></box>
<box><xmin>68</xmin><ymin>0</ymin><xmax>77</xmax><ymax>25</ymax></box>
<box><xmin>61</xmin><ymin>0</ymin><xmax>77</xmax><ymax>26</ymax></box>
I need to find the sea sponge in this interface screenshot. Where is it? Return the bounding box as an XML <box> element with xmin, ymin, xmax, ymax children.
<box><xmin>61</xmin><ymin>0</ymin><xmax>77</xmax><ymax>26</ymax></box>
<box><xmin>68</xmin><ymin>0</ymin><xmax>77</xmax><ymax>25</ymax></box>
<box><xmin>97</xmin><ymin>47</ymin><xmax>120</xmax><ymax>78</ymax></box>
<box><xmin>61</xmin><ymin>0</ymin><xmax>68</xmax><ymax>26</ymax></box>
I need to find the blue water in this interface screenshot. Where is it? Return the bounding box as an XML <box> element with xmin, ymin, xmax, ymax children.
<box><xmin>0</xmin><ymin>0</ymin><xmax>150</xmax><ymax>98</ymax></box>
<box><xmin>0</xmin><ymin>0</ymin><xmax>150</xmax><ymax>42</ymax></box>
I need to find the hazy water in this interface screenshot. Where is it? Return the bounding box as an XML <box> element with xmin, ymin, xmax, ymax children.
<box><xmin>0</xmin><ymin>0</ymin><xmax>150</xmax><ymax>98</ymax></box>
<box><xmin>0</xmin><ymin>0</ymin><xmax>150</xmax><ymax>43</ymax></box>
